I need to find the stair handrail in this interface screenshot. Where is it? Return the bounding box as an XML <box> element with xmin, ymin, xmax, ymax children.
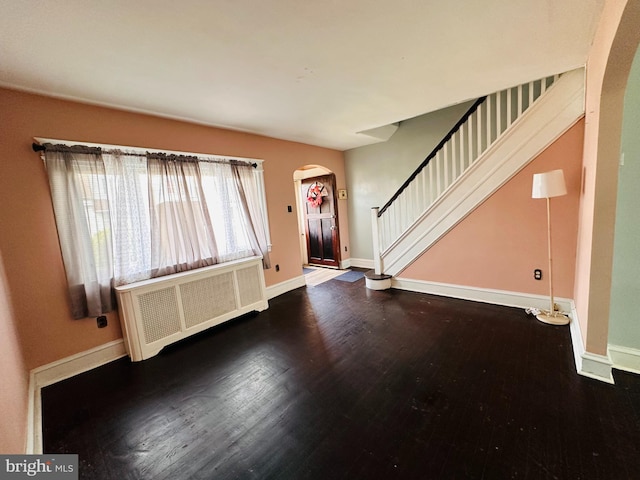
<box><xmin>377</xmin><ymin>96</ymin><xmax>487</xmax><ymax>217</ymax></box>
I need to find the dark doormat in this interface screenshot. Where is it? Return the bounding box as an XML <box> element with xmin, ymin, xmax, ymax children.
<box><xmin>334</xmin><ymin>270</ymin><xmax>365</xmax><ymax>282</ymax></box>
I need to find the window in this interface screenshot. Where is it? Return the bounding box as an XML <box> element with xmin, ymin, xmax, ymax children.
<box><xmin>40</xmin><ymin>140</ymin><xmax>271</xmax><ymax>319</ymax></box>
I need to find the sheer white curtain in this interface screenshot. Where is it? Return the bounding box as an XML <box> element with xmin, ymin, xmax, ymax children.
<box><xmin>231</xmin><ymin>162</ymin><xmax>271</xmax><ymax>268</ymax></box>
<box><xmin>44</xmin><ymin>147</ymin><xmax>115</xmax><ymax>318</ymax></box>
<box><xmin>43</xmin><ymin>144</ymin><xmax>271</xmax><ymax>319</ymax></box>
<box><xmin>199</xmin><ymin>161</ymin><xmax>270</xmax><ymax>266</ymax></box>
<box><xmin>147</xmin><ymin>155</ymin><xmax>219</xmax><ymax>276</ymax></box>
<box><xmin>103</xmin><ymin>152</ymin><xmax>151</xmax><ymax>285</ymax></box>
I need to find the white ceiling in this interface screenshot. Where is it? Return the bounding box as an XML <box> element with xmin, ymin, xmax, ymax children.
<box><xmin>0</xmin><ymin>0</ymin><xmax>604</xmax><ymax>151</ymax></box>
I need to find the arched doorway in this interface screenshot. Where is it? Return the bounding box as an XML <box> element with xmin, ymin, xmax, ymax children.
<box><xmin>293</xmin><ymin>165</ymin><xmax>341</xmax><ymax>268</ymax></box>
<box><xmin>574</xmin><ymin>0</ymin><xmax>640</xmax><ymax>380</ymax></box>
<box><xmin>608</xmin><ymin>41</ymin><xmax>640</xmax><ymax>366</ymax></box>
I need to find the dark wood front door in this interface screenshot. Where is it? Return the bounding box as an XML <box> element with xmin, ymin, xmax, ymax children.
<box><xmin>302</xmin><ymin>174</ymin><xmax>340</xmax><ymax>268</ymax></box>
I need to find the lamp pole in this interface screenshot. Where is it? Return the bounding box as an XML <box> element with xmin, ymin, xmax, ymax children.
<box><xmin>546</xmin><ymin>196</ymin><xmax>555</xmax><ymax>315</ymax></box>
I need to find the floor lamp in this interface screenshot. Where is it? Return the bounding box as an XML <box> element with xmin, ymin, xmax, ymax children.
<box><xmin>531</xmin><ymin>169</ymin><xmax>570</xmax><ymax>325</ymax></box>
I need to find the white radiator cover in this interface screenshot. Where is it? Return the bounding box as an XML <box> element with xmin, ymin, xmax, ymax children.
<box><xmin>115</xmin><ymin>256</ymin><xmax>268</xmax><ymax>361</ymax></box>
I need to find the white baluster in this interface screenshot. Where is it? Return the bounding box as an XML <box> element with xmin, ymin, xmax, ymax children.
<box><xmin>450</xmin><ymin>133</ymin><xmax>457</xmax><ymax>181</ymax></box>
<box><xmin>506</xmin><ymin>88</ymin><xmax>512</xmax><ymax>128</ymax></box>
<box><xmin>517</xmin><ymin>84</ymin><xmax>523</xmax><ymax>117</ymax></box>
<box><xmin>436</xmin><ymin>150</ymin><xmax>442</xmax><ymax>197</ymax></box>
<box><xmin>417</xmin><ymin>171</ymin><xmax>422</xmax><ymax>214</ymax></box>
<box><xmin>416</xmin><ymin>174</ymin><xmax>421</xmax><ymax>219</ymax></box>
<box><xmin>382</xmin><ymin>204</ymin><xmax>395</xmax><ymax>252</ymax></box>
<box><xmin>387</xmin><ymin>206</ymin><xmax>393</xmax><ymax>249</ymax></box>
<box><xmin>392</xmin><ymin>202</ymin><xmax>397</xmax><ymax>245</ymax></box>
<box><xmin>412</xmin><ymin>178</ymin><xmax>418</xmax><ymax>223</ymax></box>
<box><xmin>477</xmin><ymin>105</ymin><xmax>483</xmax><ymax>158</ymax></box>
<box><xmin>406</xmin><ymin>185</ymin><xmax>412</xmax><ymax>229</ymax></box>
<box><xmin>405</xmin><ymin>185</ymin><xmax>411</xmax><ymax>230</ymax></box>
<box><xmin>382</xmin><ymin>210</ymin><xmax>389</xmax><ymax>252</ymax></box>
<box><xmin>421</xmin><ymin>168</ymin><xmax>428</xmax><ymax>212</ymax></box>
<box><xmin>497</xmin><ymin>90</ymin><xmax>502</xmax><ymax>136</ymax></box>
<box><xmin>528</xmin><ymin>81</ymin><xmax>534</xmax><ymax>110</ymax></box>
<box><xmin>378</xmin><ymin>211</ymin><xmax>384</xmax><ymax>253</ymax></box>
<box><xmin>409</xmin><ymin>182</ymin><xmax>416</xmax><ymax>227</ymax></box>
<box><xmin>486</xmin><ymin>94</ymin><xmax>492</xmax><ymax>147</ymax></box>
<box><xmin>413</xmin><ymin>177</ymin><xmax>419</xmax><ymax>223</ymax></box>
<box><xmin>444</xmin><ymin>142</ymin><xmax>450</xmax><ymax>188</ymax></box>
<box><xmin>404</xmin><ymin>188</ymin><xmax>410</xmax><ymax>230</ymax></box>
<box><xmin>401</xmin><ymin>185</ymin><xmax>408</xmax><ymax>232</ymax></box>
<box><xmin>428</xmin><ymin>160</ymin><xmax>435</xmax><ymax>205</ymax></box>
<box><xmin>412</xmin><ymin>182</ymin><xmax>417</xmax><ymax>224</ymax></box>
<box><xmin>420</xmin><ymin>168</ymin><xmax>427</xmax><ymax>214</ymax></box>
<box><xmin>395</xmin><ymin>200</ymin><xmax>401</xmax><ymax>241</ymax></box>
<box><xmin>460</xmin><ymin>125</ymin><xmax>465</xmax><ymax>175</ymax></box>
<box><xmin>379</xmin><ymin>210</ymin><xmax>385</xmax><ymax>252</ymax></box>
<box><xmin>468</xmin><ymin>115</ymin><xmax>474</xmax><ymax>167</ymax></box>
<box><xmin>398</xmin><ymin>192</ymin><xmax>405</xmax><ymax>235</ymax></box>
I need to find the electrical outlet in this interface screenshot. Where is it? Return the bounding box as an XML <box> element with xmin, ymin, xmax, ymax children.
<box><xmin>534</xmin><ymin>269</ymin><xmax>542</xmax><ymax>280</ymax></box>
<box><xmin>97</xmin><ymin>315</ymin><xmax>108</xmax><ymax>328</ymax></box>
<box><xmin>345</xmin><ymin>246</ymin><xmax>348</xmax><ymax>252</ymax></box>
<box><xmin>275</xmin><ymin>264</ymin><xmax>280</xmax><ymax>272</ymax></box>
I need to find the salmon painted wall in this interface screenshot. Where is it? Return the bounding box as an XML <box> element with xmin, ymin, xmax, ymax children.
<box><xmin>400</xmin><ymin>120</ymin><xmax>584</xmax><ymax>298</ymax></box>
<box><xmin>0</xmin><ymin>249</ymin><xmax>28</xmax><ymax>453</ymax></box>
<box><xmin>0</xmin><ymin>87</ymin><xmax>347</xmax><ymax>370</ymax></box>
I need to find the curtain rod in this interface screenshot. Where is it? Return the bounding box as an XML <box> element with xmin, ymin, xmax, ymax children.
<box><xmin>32</xmin><ymin>142</ymin><xmax>258</xmax><ymax>168</ymax></box>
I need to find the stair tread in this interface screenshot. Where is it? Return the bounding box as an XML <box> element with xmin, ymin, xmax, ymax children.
<box><xmin>364</xmin><ymin>270</ymin><xmax>392</xmax><ymax>280</ymax></box>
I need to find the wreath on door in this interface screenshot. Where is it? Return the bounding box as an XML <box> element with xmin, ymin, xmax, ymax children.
<box><xmin>307</xmin><ymin>182</ymin><xmax>326</xmax><ymax>208</ymax></box>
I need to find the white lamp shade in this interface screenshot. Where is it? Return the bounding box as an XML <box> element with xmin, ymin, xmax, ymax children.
<box><xmin>532</xmin><ymin>169</ymin><xmax>567</xmax><ymax>199</ymax></box>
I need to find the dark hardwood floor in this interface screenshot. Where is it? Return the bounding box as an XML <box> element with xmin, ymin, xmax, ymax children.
<box><xmin>42</xmin><ymin>277</ymin><xmax>640</xmax><ymax>479</ymax></box>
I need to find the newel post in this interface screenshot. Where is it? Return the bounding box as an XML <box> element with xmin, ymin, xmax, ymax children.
<box><xmin>371</xmin><ymin>207</ymin><xmax>382</xmax><ymax>275</ymax></box>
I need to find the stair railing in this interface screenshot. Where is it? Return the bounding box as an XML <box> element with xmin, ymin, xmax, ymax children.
<box><xmin>372</xmin><ymin>74</ymin><xmax>560</xmax><ymax>275</ymax></box>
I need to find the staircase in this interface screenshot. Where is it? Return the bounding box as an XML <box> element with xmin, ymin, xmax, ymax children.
<box><xmin>367</xmin><ymin>68</ymin><xmax>585</xmax><ymax>287</ymax></box>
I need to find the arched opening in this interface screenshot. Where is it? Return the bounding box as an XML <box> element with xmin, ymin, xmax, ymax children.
<box><xmin>293</xmin><ymin>165</ymin><xmax>341</xmax><ymax>269</ymax></box>
<box><xmin>608</xmin><ymin>41</ymin><xmax>640</xmax><ymax>364</ymax></box>
<box><xmin>575</xmin><ymin>0</ymin><xmax>640</xmax><ymax>377</ymax></box>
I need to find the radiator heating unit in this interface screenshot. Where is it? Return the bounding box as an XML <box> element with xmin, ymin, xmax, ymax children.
<box><xmin>115</xmin><ymin>256</ymin><xmax>268</xmax><ymax>361</ymax></box>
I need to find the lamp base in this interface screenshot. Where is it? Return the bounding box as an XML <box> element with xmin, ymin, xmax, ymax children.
<box><xmin>535</xmin><ymin>311</ymin><xmax>570</xmax><ymax>326</ymax></box>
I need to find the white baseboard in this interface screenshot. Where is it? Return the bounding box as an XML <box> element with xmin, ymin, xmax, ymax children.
<box><xmin>609</xmin><ymin>344</ymin><xmax>640</xmax><ymax>375</ymax></box>
<box><xmin>266</xmin><ymin>275</ymin><xmax>306</xmax><ymax>299</ymax></box>
<box><xmin>569</xmin><ymin>301</ymin><xmax>585</xmax><ymax>378</ymax></box>
<box><xmin>393</xmin><ymin>277</ymin><xmax>616</xmax><ymax>384</ymax></box>
<box><xmin>339</xmin><ymin>258</ymin><xmax>351</xmax><ymax>269</ymax></box>
<box><xmin>567</xmin><ymin>301</ymin><xmax>614</xmax><ymax>384</ymax></box>
<box><xmin>349</xmin><ymin>258</ymin><xmax>374</xmax><ymax>269</ymax></box>
<box><xmin>580</xmin><ymin>352</ymin><xmax>615</xmax><ymax>384</ymax></box>
<box><xmin>392</xmin><ymin>277</ymin><xmax>573</xmax><ymax>312</ymax></box>
<box><xmin>30</xmin><ymin>339</ymin><xmax>127</xmax><ymax>389</ymax></box>
<box><xmin>27</xmin><ymin>339</ymin><xmax>127</xmax><ymax>454</ymax></box>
